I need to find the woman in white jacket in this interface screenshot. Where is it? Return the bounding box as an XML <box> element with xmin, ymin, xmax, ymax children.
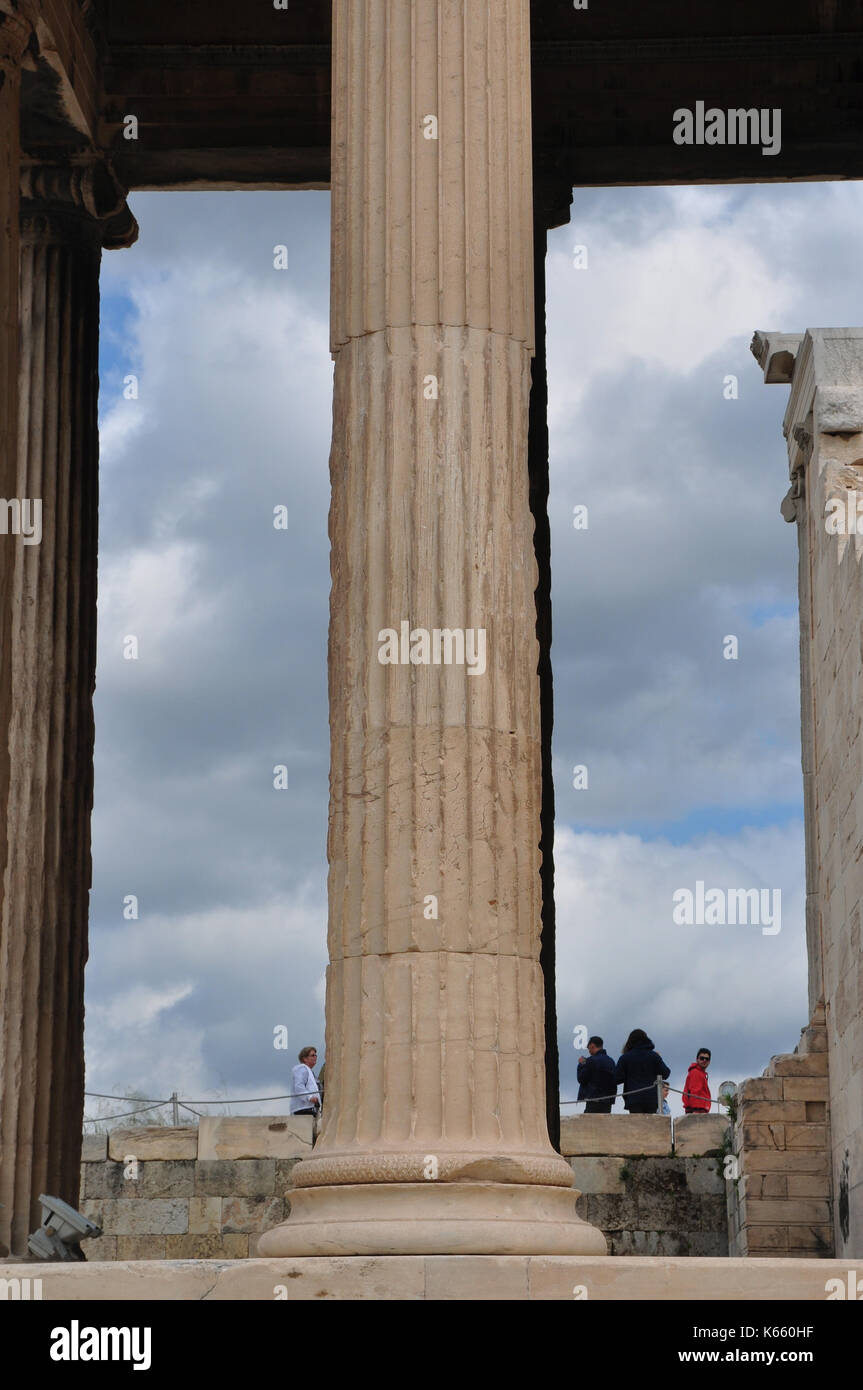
<box><xmin>290</xmin><ymin>1046</ymin><xmax>321</xmax><ymax>1115</ymax></box>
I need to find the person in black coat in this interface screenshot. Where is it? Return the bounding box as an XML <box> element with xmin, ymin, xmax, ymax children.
<box><xmin>614</xmin><ymin>1029</ymin><xmax>671</xmax><ymax>1114</ymax></box>
<box><xmin>577</xmin><ymin>1035</ymin><xmax>617</xmax><ymax>1113</ymax></box>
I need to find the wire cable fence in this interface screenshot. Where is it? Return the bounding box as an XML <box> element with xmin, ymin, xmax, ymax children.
<box><xmin>83</xmin><ymin>1090</ymin><xmax>321</xmax><ymax>1126</ymax></box>
<box><xmin>561</xmin><ymin>1079</ymin><xmax>732</xmax><ymax>1113</ymax></box>
<box><xmin>84</xmin><ymin>1078</ymin><xmax>730</xmax><ymax>1126</ymax></box>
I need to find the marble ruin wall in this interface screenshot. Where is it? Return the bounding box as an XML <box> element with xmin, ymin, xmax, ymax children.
<box><xmin>79</xmin><ymin>1114</ymin><xmax>731</xmax><ymax>1260</ymax></box>
<box><xmin>745</xmin><ymin>328</ymin><xmax>863</xmax><ymax>1260</ymax></box>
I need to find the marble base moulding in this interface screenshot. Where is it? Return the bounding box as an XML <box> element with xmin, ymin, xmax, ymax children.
<box><xmin>257</xmin><ymin>1179</ymin><xmax>608</xmax><ymax>1258</ymax></box>
<box><xmin>2</xmin><ymin>1257</ymin><xmax>861</xmax><ymax>1301</ymax></box>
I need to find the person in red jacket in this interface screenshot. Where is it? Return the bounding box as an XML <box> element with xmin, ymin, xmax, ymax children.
<box><xmin>683</xmin><ymin>1047</ymin><xmax>712</xmax><ymax>1112</ymax></box>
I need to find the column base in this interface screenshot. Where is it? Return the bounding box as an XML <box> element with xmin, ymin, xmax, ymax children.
<box><xmin>257</xmin><ymin>1181</ymin><xmax>608</xmax><ymax>1257</ymax></box>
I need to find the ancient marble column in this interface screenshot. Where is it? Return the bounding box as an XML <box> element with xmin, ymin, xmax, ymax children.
<box><xmin>260</xmin><ymin>0</ymin><xmax>605</xmax><ymax>1256</ymax></box>
<box><xmin>0</xmin><ymin>7</ymin><xmax>30</xmax><ymax>485</ymax></box>
<box><xmin>0</xmin><ymin>161</ymin><xmax>136</xmax><ymax>1255</ymax></box>
<box><xmin>0</xmin><ymin>2</ymin><xmax>33</xmax><ymax>1260</ymax></box>
<box><xmin>753</xmin><ymin>327</ymin><xmax>863</xmax><ymax>1257</ymax></box>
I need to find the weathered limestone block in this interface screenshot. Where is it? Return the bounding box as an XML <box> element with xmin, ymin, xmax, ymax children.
<box><xmin>84</xmin><ymin>1235</ymin><xmax>117</xmax><ymax>1262</ymax></box>
<box><xmin>782</xmin><ymin>1077</ymin><xmax>829</xmax><ymax>1100</ymax></box>
<box><xmin>568</xmin><ymin>1158</ymin><xmax>626</xmax><ymax>1194</ymax></box>
<box><xmin>81</xmin><ymin>1134</ymin><xmax>108</xmax><ymax>1162</ymax></box>
<box><xmin>609</xmin><ymin>1230</ymin><xmax>682</xmax><ymax>1257</ymax></box>
<box><xmin>582</xmin><ymin>1193</ymin><xmax>640</xmax><ymax>1231</ymax></box>
<box><xmin>423</xmin><ymin>1257</ymin><xmax>530</xmax><ymax>1302</ymax></box>
<box><xmin>164</xmin><ymin>1235</ymin><xmax>249</xmax><ymax>1260</ymax></box>
<box><xmin>741</xmin><ymin>1101</ymin><xmax>808</xmax><ymax>1124</ymax></box>
<box><xmin>741</xmin><ymin>1122</ymin><xmax>785</xmax><ymax>1149</ymax></box>
<box><xmin>673</xmin><ymin>1114</ymin><xmax>730</xmax><ymax>1156</ymax></box>
<box><xmin>697</xmin><ymin>1196</ymin><xmax>731</xmax><ymax>1233</ymax></box>
<box><xmin>100</xmin><ymin>1199</ymin><xmax>189</xmax><ymax>1236</ymax></box>
<box><xmin>636</xmin><ymin>1190</ymin><xmax>705</xmax><ymax>1234</ymax></box>
<box><xmin>747</xmin><ymin>1198</ymin><xmax>832</xmax><ymax>1225</ymax></box>
<box><xmin>560</xmin><ymin>1115</ymin><xmax>671</xmax><ymax>1157</ymax></box>
<box><xmin>80</xmin><ymin>1161</ymin><xmax>128</xmax><ymax>1201</ymax></box>
<box><xmin>189</xmin><ymin>1198</ymin><xmax>222</xmax><ymax>1235</ymax></box>
<box><xmin>116</xmin><ymin>1237</ymin><xmax>167</xmax><ymax>1261</ymax></box>
<box><xmin>139</xmin><ymin>1161</ymin><xmax>196</xmax><ymax>1198</ymax></box>
<box><xmin>786</xmin><ymin>1226</ymin><xmax>834</xmax><ymax>1255</ymax></box>
<box><xmin>79</xmin><ymin>1199</ymin><xmax>103</xmax><ymax>1228</ymax></box>
<box><xmin>760</xmin><ymin>1174</ymin><xmax>788</xmax><ymax>1198</ymax></box>
<box><xmin>220</xmin><ymin>1197</ymin><xmax>285</xmax><ymax>1234</ymax></box>
<box><xmin>108</xmin><ymin>1127</ymin><xmax>197</xmax><ymax>1161</ymax></box>
<box><xmin>738</xmin><ymin>1078</ymin><xmax>783</xmax><ymax>1102</ymax></box>
<box><xmin>625</xmin><ymin>1156</ymin><xmax>686</xmax><ymax>1189</ymax></box>
<box><xmin>274</xmin><ymin>1159</ymin><xmax>301</xmax><ymax>1197</ymax></box>
<box><xmin>785</xmin><ymin>1124</ymin><xmax>827</xmax><ymax>1149</ymax></box>
<box><xmin>688</xmin><ymin>1232</ymin><xmax>729</xmax><ymax>1256</ymax></box>
<box><xmin>739</xmin><ymin>1149</ymin><xmax>829</xmax><ymax>1175</ymax></box>
<box><xmin>746</xmin><ymin>1226</ymin><xmax>789</xmax><ymax>1253</ymax></box>
<box><xmin>197</xmin><ymin>1115</ymin><xmax>313</xmax><ymax>1160</ymax></box>
<box><xmin>194</xmin><ymin>1160</ymin><xmax>276</xmax><ymax>1197</ymax></box>
<box><xmin>683</xmin><ymin>1159</ymin><xmax>725</xmax><ymax>1195</ymax></box>
<box><xmin>787</xmin><ymin>1174</ymin><xmax>832</xmax><ymax>1197</ymax></box>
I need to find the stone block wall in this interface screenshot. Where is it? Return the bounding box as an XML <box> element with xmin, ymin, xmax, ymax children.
<box><xmin>78</xmin><ymin>1116</ymin><xmax>313</xmax><ymax>1260</ymax></box>
<box><xmin>726</xmin><ymin>1012</ymin><xmax>833</xmax><ymax>1258</ymax></box>
<box><xmin>561</xmin><ymin>1113</ymin><xmax>730</xmax><ymax>1256</ymax></box>
<box><xmin>80</xmin><ymin>1112</ymin><xmax>733</xmax><ymax>1259</ymax></box>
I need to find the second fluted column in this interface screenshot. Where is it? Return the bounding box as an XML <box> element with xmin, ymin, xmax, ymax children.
<box><xmin>260</xmin><ymin>0</ymin><xmax>605</xmax><ymax>1257</ymax></box>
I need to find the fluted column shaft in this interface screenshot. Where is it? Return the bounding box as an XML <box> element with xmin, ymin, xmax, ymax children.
<box><xmin>0</xmin><ymin>201</ymin><xmax>101</xmax><ymax>1255</ymax></box>
<box><xmin>262</xmin><ymin>0</ymin><xmax>605</xmax><ymax>1256</ymax></box>
<box><xmin>0</xmin><ymin>8</ymin><xmax>29</xmax><ymax>480</ymax></box>
<box><xmin>0</xmin><ymin>6</ymin><xmax>32</xmax><ymax>1259</ymax></box>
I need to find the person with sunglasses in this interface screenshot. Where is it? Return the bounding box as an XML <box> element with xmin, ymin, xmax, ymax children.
<box><xmin>683</xmin><ymin>1048</ymin><xmax>712</xmax><ymax>1113</ymax></box>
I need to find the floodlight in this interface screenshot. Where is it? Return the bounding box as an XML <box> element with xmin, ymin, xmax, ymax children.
<box><xmin>27</xmin><ymin>1194</ymin><xmax>102</xmax><ymax>1262</ymax></box>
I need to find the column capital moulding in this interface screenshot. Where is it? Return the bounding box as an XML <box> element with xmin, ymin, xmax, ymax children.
<box><xmin>20</xmin><ymin>157</ymin><xmax>139</xmax><ymax>250</ymax></box>
<box><xmin>752</xmin><ymin>328</ymin><xmax>863</xmax><ymax>523</ymax></box>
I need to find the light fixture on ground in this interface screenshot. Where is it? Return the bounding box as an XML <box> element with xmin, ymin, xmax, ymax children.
<box><xmin>27</xmin><ymin>1195</ymin><xmax>102</xmax><ymax>1262</ymax></box>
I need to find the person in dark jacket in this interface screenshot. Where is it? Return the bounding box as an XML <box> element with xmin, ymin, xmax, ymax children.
<box><xmin>614</xmin><ymin>1029</ymin><xmax>671</xmax><ymax>1114</ymax></box>
<box><xmin>577</xmin><ymin>1035</ymin><xmax>617</xmax><ymax>1113</ymax></box>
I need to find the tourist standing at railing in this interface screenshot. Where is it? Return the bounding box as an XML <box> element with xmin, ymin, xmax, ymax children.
<box><xmin>683</xmin><ymin>1048</ymin><xmax>712</xmax><ymax>1113</ymax></box>
<box><xmin>614</xmin><ymin>1029</ymin><xmax>671</xmax><ymax>1114</ymax></box>
<box><xmin>577</xmin><ymin>1035</ymin><xmax>618</xmax><ymax>1113</ymax></box>
<box><xmin>290</xmin><ymin>1046</ymin><xmax>321</xmax><ymax>1116</ymax></box>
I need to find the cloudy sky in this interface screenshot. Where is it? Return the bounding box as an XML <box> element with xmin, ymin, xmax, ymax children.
<box><xmin>85</xmin><ymin>179</ymin><xmax>861</xmax><ymax>1126</ymax></box>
